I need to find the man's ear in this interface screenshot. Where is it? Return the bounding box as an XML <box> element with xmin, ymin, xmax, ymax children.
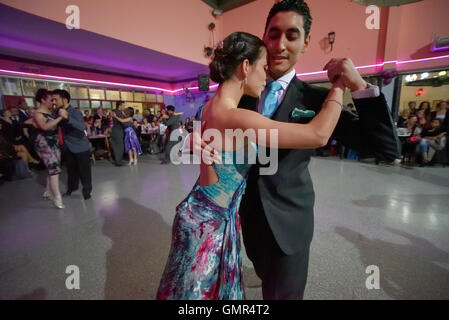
<box><xmin>301</xmin><ymin>34</ymin><xmax>311</xmax><ymax>53</ymax></box>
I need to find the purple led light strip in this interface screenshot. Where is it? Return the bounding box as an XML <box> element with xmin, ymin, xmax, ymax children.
<box><xmin>0</xmin><ymin>55</ymin><xmax>447</xmax><ymax>94</ymax></box>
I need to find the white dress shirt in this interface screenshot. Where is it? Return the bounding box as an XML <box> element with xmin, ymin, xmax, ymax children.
<box><xmin>257</xmin><ymin>69</ymin><xmax>380</xmax><ymax>114</ymax></box>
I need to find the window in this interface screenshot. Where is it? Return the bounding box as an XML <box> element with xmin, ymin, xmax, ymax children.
<box><xmin>70</xmin><ymin>100</ymin><xmax>79</xmax><ymax>108</ymax></box>
<box><xmin>70</xmin><ymin>86</ymin><xmax>89</xmax><ymax>99</ymax></box>
<box><xmin>1</xmin><ymin>78</ymin><xmax>22</xmax><ymax>95</ymax></box>
<box><xmin>102</xmin><ymin>101</ymin><xmax>112</xmax><ymax>109</ymax></box>
<box><xmin>47</xmin><ymin>81</ymin><xmax>68</xmax><ymax>91</ymax></box>
<box><xmin>22</xmin><ymin>79</ymin><xmax>47</xmax><ymax>96</ymax></box>
<box><xmin>134</xmin><ymin>92</ymin><xmax>145</xmax><ymax>102</ymax></box>
<box><xmin>91</xmin><ymin>100</ymin><xmax>101</xmax><ymax>109</ymax></box>
<box><xmin>106</xmin><ymin>90</ymin><xmax>120</xmax><ymax>100</ymax></box>
<box><xmin>146</xmin><ymin>93</ymin><xmax>157</xmax><ymax>102</ymax></box>
<box><xmin>24</xmin><ymin>98</ymin><xmax>35</xmax><ymax>107</ymax></box>
<box><xmin>120</xmin><ymin>91</ymin><xmax>133</xmax><ymax>101</ymax></box>
<box><xmin>79</xmin><ymin>100</ymin><xmax>90</xmax><ymax>109</ymax></box>
<box><xmin>89</xmin><ymin>88</ymin><xmax>105</xmax><ymax>100</ymax></box>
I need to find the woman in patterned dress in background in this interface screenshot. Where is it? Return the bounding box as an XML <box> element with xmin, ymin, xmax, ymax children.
<box><xmin>33</xmin><ymin>89</ymin><xmax>65</xmax><ymax>209</ymax></box>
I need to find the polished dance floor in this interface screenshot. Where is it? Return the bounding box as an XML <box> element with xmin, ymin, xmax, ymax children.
<box><xmin>0</xmin><ymin>156</ymin><xmax>448</xmax><ymax>300</ymax></box>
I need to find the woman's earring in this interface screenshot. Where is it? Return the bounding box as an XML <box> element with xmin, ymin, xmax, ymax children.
<box><xmin>244</xmin><ymin>74</ymin><xmax>248</xmax><ymax>85</ymax></box>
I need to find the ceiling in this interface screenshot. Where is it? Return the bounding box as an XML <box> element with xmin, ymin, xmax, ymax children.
<box><xmin>0</xmin><ymin>3</ymin><xmax>209</xmax><ymax>83</ymax></box>
<box><xmin>201</xmin><ymin>0</ymin><xmax>257</xmax><ymax>12</ymax></box>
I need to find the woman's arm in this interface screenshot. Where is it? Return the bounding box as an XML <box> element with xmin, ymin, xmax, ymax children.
<box><xmin>34</xmin><ymin>113</ymin><xmax>63</xmax><ymax>131</ymax></box>
<box><xmin>221</xmin><ymin>84</ymin><xmax>344</xmax><ymax>149</ymax></box>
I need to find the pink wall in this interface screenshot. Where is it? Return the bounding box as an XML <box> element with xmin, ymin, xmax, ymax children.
<box><xmin>392</xmin><ymin>0</ymin><xmax>449</xmax><ymax>71</ymax></box>
<box><xmin>220</xmin><ymin>0</ymin><xmax>449</xmax><ymax>81</ymax></box>
<box><xmin>1</xmin><ymin>0</ymin><xmax>222</xmax><ymax>65</ymax></box>
<box><xmin>2</xmin><ymin>0</ymin><xmax>448</xmax><ymax>83</ymax></box>
<box><xmin>220</xmin><ymin>0</ymin><xmax>381</xmax><ymax>80</ymax></box>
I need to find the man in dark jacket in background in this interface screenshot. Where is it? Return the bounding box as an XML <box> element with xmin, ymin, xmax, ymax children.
<box><xmin>53</xmin><ymin>89</ymin><xmax>92</xmax><ymax>200</ymax></box>
<box><xmin>160</xmin><ymin>105</ymin><xmax>180</xmax><ymax>164</ymax></box>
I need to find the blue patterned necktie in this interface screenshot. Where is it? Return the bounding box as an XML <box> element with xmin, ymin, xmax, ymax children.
<box><xmin>262</xmin><ymin>81</ymin><xmax>283</xmax><ymax>118</ymax></box>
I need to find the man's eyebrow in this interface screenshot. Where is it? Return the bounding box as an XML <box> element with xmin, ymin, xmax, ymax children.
<box><xmin>268</xmin><ymin>27</ymin><xmax>301</xmax><ymax>34</ymax></box>
<box><xmin>286</xmin><ymin>28</ymin><xmax>301</xmax><ymax>34</ymax></box>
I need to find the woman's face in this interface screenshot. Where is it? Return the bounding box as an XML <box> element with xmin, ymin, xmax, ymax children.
<box><xmin>40</xmin><ymin>95</ymin><xmax>53</xmax><ymax>108</ymax></box>
<box><xmin>408</xmin><ymin>116</ymin><xmax>417</xmax><ymax>124</ymax></box>
<box><xmin>244</xmin><ymin>48</ymin><xmax>268</xmax><ymax>98</ymax></box>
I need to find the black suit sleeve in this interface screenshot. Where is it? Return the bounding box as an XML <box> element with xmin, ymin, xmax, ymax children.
<box><xmin>162</xmin><ymin>115</ymin><xmax>179</xmax><ymax>128</ymax></box>
<box><xmin>65</xmin><ymin>109</ymin><xmax>86</xmax><ymax>132</ymax></box>
<box><xmin>332</xmin><ymin>93</ymin><xmax>401</xmax><ymax>161</ymax></box>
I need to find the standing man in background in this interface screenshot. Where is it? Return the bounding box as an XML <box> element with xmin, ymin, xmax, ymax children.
<box><xmin>110</xmin><ymin>101</ymin><xmax>126</xmax><ymax>166</ymax></box>
<box><xmin>160</xmin><ymin>105</ymin><xmax>180</xmax><ymax>164</ymax></box>
<box><xmin>53</xmin><ymin>89</ymin><xmax>92</xmax><ymax>200</ymax></box>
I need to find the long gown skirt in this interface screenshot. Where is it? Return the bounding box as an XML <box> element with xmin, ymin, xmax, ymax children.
<box><xmin>124</xmin><ymin>127</ymin><xmax>142</xmax><ymax>155</ymax></box>
<box><xmin>156</xmin><ymin>181</ymin><xmax>246</xmax><ymax>300</ymax></box>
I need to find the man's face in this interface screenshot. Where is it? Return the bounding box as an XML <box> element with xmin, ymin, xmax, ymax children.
<box><xmin>263</xmin><ymin>11</ymin><xmax>310</xmax><ymax>79</ymax></box>
<box><xmin>52</xmin><ymin>94</ymin><xmax>64</xmax><ymax>108</ymax></box>
<box><xmin>167</xmin><ymin>110</ymin><xmax>174</xmax><ymax>116</ymax></box>
<box><xmin>431</xmin><ymin>120</ymin><xmax>440</xmax><ymax>128</ymax></box>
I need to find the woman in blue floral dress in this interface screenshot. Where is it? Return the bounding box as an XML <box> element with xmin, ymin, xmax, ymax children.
<box><xmin>157</xmin><ymin>32</ymin><xmax>345</xmax><ymax>299</ymax></box>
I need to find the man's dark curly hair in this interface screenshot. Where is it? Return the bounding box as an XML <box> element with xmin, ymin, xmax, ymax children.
<box><xmin>264</xmin><ymin>0</ymin><xmax>312</xmax><ymax>39</ymax></box>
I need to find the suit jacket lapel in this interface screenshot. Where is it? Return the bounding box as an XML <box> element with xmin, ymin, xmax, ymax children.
<box><xmin>272</xmin><ymin>77</ymin><xmax>305</xmax><ymax>122</ymax></box>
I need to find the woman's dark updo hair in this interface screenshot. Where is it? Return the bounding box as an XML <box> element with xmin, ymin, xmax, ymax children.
<box><xmin>209</xmin><ymin>32</ymin><xmax>265</xmax><ymax>84</ymax></box>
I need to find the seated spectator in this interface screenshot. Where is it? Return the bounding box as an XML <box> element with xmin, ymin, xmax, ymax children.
<box><xmin>418</xmin><ymin>101</ymin><xmax>431</xmax><ymax>123</ymax></box>
<box><xmin>85</xmin><ymin>118</ymin><xmax>94</xmax><ymax>136</ymax></box>
<box><xmin>430</xmin><ymin>101</ymin><xmax>448</xmax><ymax>130</ymax></box>
<box><xmin>397</xmin><ymin>109</ymin><xmax>410</xmax><ymax>128</ymax></box>
<box><xmin>407</xmin><ymin>101</ymin><xmax>417</xmax><ymax>116</ymax></box>
<box><xmin>406</xmin><ymin>115</ymin><xmax>418</xmax><ymax>134</ymax></box>
<box><xmin>0</xmin><ymin>132</ymin><xmax>39</xmax><ymax>170</ymax></box>
<box><xmin>22</xmin><ymin>107</ymin><xmax>39</xmax><ymax>151</ymax></box>
<box><xmin>91</xmin><ymin>118</ymin><xmax>103</xmax><ymax>135</ymax></box>
<box><xmin>184</xmin><ymin>118</ymin><xmax>193</xmax><ymax>133</ymax></box>
<box><xmin>401</xmin><ymin>116</ymin><xmax>426</xmax><ymax>166</ymax></box>
<box><xmin>141</xmin><ymin>118</ymin><xmax>152</xmax><ymax>134</ymax></box>
<box><xmin>93</xmin><ymin>107</ymin><xmax>108</xmax><ymax>132</ymax></box>
<box><xmin>1</xmin><ymin>109</ymin><xmax>35</xmax><ymax>158</ymax></box>
<box><xmin>419</xmin><ymin>119</ymin><xmax>447</xmax><ymax>165</ymax></box>
<box><xmin>83</xmin><ymin>110</ymin><xmax>92</xmax><ymax>122</ymax></box>
<box><xmin>0</xmin><ymin>109</ymin><xmax>21</xmax><ymax>143</ymax></box>
<box><xmin>133</xmin><ymin>109</ymin><xmax>143</xmax><ymax>123</ymax></box>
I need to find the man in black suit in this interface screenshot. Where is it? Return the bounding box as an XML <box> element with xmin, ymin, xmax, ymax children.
<box><xmin>110</xmin><ymin>101</ymin><xmax>126</xmax><ymax>166</ymax></box>
<box><xmin>53</xmin><ymin>89</ymin><xmax>92</xmax><ymax>200</ymax></box>
<box><xmin>237</xmin><ymin>0</ymin><xmax>400</xmax><ymax>300</ymax></box>
<box><xmin>160</xmin><ymin>105</ymin><xmax>180</xmax><ymax>164</ymax></box>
